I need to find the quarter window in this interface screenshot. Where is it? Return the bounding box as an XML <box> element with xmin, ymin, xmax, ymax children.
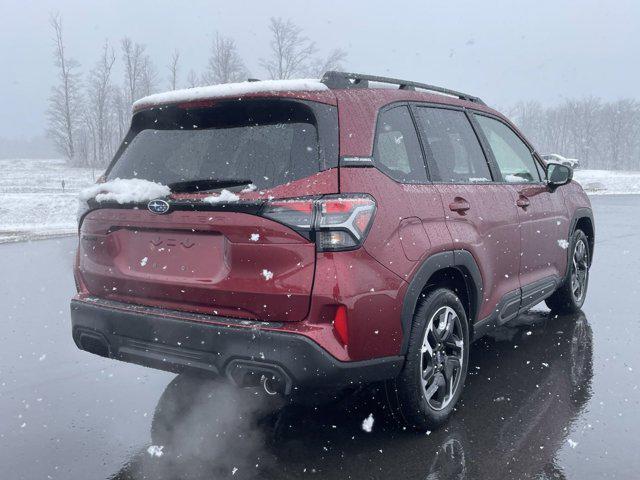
<box><xmin>413</xmin><ymin>107</ymin><xmax>492</xmax><ymax>183</ymax></box>
<box><xmin>473</xmin><ymin>114</ymin><xmax>541</xmax><ymax>183</ymax></box>
<box><xmin>373</xmin><ymin>105</ymin><xmax>428</xmax><ymax>183</ymax></box>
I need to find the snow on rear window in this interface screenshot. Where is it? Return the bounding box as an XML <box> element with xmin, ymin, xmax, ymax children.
<box><xmin>80</xmin><ymin>178</ymin><xmax>170</xmax><ymax>204</ymax></box>
<box><xmin>202</xmin><ymin>189</ymin><xmax>240</xmax><ymax>204</ymax></box>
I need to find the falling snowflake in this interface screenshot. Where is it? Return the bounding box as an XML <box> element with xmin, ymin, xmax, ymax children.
<box><xmin>567</xmin><ymin>439</ymin><xmax>578</xmax><ymax>448</ymax></box>
<box><xmin>140</xmin><ymin>257</ymin><xmax>148</xmax><ymax>266</ymax></box>
<box><xmin>250</xmin><ymin>233</ymin><xmax>260</xmax><ymax>242</ymax></box>
<box><xmin>147</xmin><ymin>445</ymin><xmax>164</xmax><ymax>457</ymax></box>
<box><xmin>262</xmin><ymin>269</ymin><xmax>273</xmax><ymax>281</ymax></box>
<box><xmin>557</xmin><ymin>239</ymin><xmax>570</xmax><ymax>249</ymax></box>
<box><xmin>362</xmin><ymin>413</ymin><xmax>374</xmax><ymax>432</ymax></box>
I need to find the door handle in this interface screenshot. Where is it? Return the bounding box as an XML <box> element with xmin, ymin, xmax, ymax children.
<box><xmin>449</xmin><ymin>197</ymin><xmax>470</xmax><ymax>214</ymax></box>
<box><xmin>516</xmin><ymin>195</ymin><xmax>530</xmax><ymax>209</ymax></box>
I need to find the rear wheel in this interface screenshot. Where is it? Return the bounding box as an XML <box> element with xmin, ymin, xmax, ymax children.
<box><xmin>387</xmin><ymin>288</ymin><xmax>469</xmax><ymax>431</ymax></box>
<box><xmin>546</xmin><ymin>229</ymin><xmax>590</xmax><ymax>313</ymax></box>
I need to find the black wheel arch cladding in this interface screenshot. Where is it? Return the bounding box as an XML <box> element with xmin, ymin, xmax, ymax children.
<box><xmin>400</xmin><ymin>250</ymin><xmax>482</xmax><ymax>355</ymax></box>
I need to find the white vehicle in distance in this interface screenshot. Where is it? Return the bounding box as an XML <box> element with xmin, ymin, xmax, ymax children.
<box><xmin>541</xmin><ymin>153</ymin><xmax>580</xmax><ymax>169</ymax></box>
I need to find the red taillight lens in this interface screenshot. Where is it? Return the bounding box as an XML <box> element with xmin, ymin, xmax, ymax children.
<box><xmin>316</xmin><ymin>195</ymin><xmax>375</xmax><ymax>251</ymax></box>
<box><xmin>261</xmin><ymin>194</ymin><xmax>376</xmax><ymax>251</ymax></box>
<box><xmin>261</xmin><ymin>198</ymin><xmax>315</xmax><ymax>230</ymax></box>
<box><xmin>333</xmin><ymin>305</ymin><xmax>349</xmax><ymax>346</ymax></box>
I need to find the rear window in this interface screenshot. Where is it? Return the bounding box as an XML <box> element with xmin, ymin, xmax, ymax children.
<box><xmin>107</xmin><ymin>99</ymin><xmax>338</xmax><ymax>190</ymax></box>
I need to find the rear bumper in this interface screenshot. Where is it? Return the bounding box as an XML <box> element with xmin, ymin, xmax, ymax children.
<box><xmin>70</xmin><ymin>298</ymin><xmax>403</xmax><ymax>393</ymax></box>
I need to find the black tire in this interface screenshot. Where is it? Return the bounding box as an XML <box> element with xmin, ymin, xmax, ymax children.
<box><xmin>546</xmin><ymin>229</ymin><xmax>590</xmax><ymax>314</ymax></box>
<box><xmin>386</xmin><ymin>288</ymin><xmax>470</xmax><ymax>431</ymax></box>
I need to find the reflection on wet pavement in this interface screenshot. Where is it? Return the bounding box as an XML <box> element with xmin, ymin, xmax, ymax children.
<box><xmin>112</xmin><ymin>311</ymin><xmax>593</xmax><ymax>480</ymax></box>
<box><xmin>3</xmin><ymin>195</ymin><xmax>640</xmax><ymax>480</ymax></box>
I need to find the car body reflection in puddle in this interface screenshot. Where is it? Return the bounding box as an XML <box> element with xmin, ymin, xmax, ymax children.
<box><xmin>112</xmin><ymin>311</ymin><xmax>593</xmax><ymax>480</ymax></box>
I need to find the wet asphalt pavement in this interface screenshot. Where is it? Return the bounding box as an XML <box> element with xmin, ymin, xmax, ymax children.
<box><xmin>1</xmin><ymin>195</ymin><xmax>639</xmax><ymax>480</ymax></box>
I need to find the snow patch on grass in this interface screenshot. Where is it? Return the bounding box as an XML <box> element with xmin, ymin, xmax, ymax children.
<box><xmin>0</xmin><ymin>159</ymin><xmax>97</xmax><ymax>242</ymax></box>
<box><xmin>573</xmin><ymin>169</ymin><xmax>640</xmax><ymax>195</ymax></box>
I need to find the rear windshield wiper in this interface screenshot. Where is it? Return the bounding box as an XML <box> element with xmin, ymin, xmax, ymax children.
<box><xmin>168</xmin><ymin>179</ymin><xmax>253</xmax><ymax>193</ymax></box>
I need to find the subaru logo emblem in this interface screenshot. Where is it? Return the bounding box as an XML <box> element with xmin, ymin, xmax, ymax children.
<box><xmin>147</xmin><ymin>199</ymin><xmax>170</xmax><ymax>214</ymax></box>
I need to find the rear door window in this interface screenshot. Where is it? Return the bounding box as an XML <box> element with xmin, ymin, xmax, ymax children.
<box><xmin>413</xmin><ymin>107</ymin><xmax>492</xmax><ymax>183</ymax></box>
<box><xmin>107</xmin><ymin>99</ymin><xmax>338</xmax><ymax>190</ymax></box>
<box><xmin>473</xmin><ymin>114</ymin><xmax>541</xmax><ymax>183</ymax></box>
<box><xmin>373</xmin><ymin>105</ymin><xmax>428</xmax><ymax>183</ymax></box>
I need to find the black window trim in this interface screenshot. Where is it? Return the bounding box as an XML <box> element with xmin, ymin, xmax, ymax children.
<box><xmin>408</xmin><ymin>102</ymin><xmax>500</xmax><ymax>185</ymax></box>
<box><xmin>469</xmin><ymin>111</ymin><xmax>546</xmax><ymax>185</ymax></box>
<box><xmin>370</xmin><ymin>101</ymin><xmax>431</xmax><ymax>185</ymax></box>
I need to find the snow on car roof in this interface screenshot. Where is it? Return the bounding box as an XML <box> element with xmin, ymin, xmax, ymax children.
<box><xmin>132</xmin><ymin>79</ymin><xmax>328</xmax><ymax>111</ymax></box>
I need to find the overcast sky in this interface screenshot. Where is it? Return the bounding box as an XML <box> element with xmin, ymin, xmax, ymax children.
<box><xmin>1</xmin><ymin>0</ymin><xmax>638</xmax><ymax>139</ymax></box>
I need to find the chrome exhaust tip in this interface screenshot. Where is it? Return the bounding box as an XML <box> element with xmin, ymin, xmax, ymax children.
<box><xmin>261</xmin><ymin>375</ymin><xmax>279</xmax><ymax>395</ymax></box>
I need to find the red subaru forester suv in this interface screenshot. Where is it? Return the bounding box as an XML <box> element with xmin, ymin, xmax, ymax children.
<box><xmin>71</xmin><ymin>72</ymin><xmax>594</xmax><ymax>430</ymax></box>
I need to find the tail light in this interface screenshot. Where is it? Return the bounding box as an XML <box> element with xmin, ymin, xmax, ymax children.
<box><xmin>262</xmin><ymin>194</ymin><xmax>376</xmax><ymax>251</ymax></box>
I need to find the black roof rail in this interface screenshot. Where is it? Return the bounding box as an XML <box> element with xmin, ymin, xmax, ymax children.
<box><xmin>320</xmin><ymin>71</ymin><xmax>486</xmax><ymax>105</ymax></box>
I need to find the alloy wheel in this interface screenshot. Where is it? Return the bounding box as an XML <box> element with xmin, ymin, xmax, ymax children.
<box><xmin>571</xmin><ymin>239</ymin><xmax>589</xmax><ymax>302</ymax></box>
<box><xmin>420</xmin><ymin>306</ymin><xmax>465</xmax><ymax>410</ymax></box>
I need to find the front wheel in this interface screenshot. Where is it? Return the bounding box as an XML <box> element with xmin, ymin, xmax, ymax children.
<box><xmin>546</xmin><ymin>229</ymin><xmax>590</xmax><ymax>313</ymax></box>
<box><xmin>386</xmin><ymin>288</ymin><xmax>469</xmax><ymax>431</ymax></box>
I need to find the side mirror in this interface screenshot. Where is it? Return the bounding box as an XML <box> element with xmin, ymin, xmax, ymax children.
<box><xmin>547</xmin><ymin>163</ymin><xmax>572</xmax><ymax>188</ymax></box>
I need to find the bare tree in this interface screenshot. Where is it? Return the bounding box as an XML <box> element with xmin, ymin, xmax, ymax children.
<box><xmin>75</xmin><ymin>128</ymin><xmax>92</xmax><ymax>177</ymax></box>
<box><xmin>111</xmin><ymin>86</ymin><xmax>129</xmax><ymax>146</ymax></box>
<box><xmin>601</xmin><ymin>99</ymin><xmax>639</xmax><ymax>170</ymax></box>
<box><xmin>121</xmin><ymin>37</ymin><xmax>146</xmax><ymax>104</ymax></box>
<box><xmin>46</xmin><ymin>13</ymin><xmax>83</xmax><ymax>165</ymax></box>
<box><xmin>510</xmin><ymin>96</ymin><xmax>640</xmax><ymax>171</ymax></box>
<box><xmin>260</xmin><ymin>17</ymin><xmax>317</xmax><ymax>79</ymax></box>
<box><xmin>565</xmin><ymin>97</ymin><xmax>601</xmax><ymax>168</ymax></box>
<box><xmin>306</xmin><ymin>48</ymin><xmax>348</xmax><ymax>77</ymax></box>
<box><xmin>203</xmin><ymin>33</ymin><xmax>248</xmax><ymax>84</ymax></box>
<box><xmin>84</xmin><ymin>40</ymin><xmax>116</xmax><ymax>170</ymax></box>
<box><xmin>167</xmin><ymin>49</ymin><xmax>180</xmax><ymax>90</ymax></box>
<box><xmin>139</xmin><ymin>55</ymin><xmax>158</xmax><ymax>97</ymax></box>
<box><xmin>186</xmin><ymin>69</ymin><xmax>199</xmax><ymax>88</ymax></box>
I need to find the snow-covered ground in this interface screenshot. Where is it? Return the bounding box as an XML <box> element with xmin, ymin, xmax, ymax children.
<box><xmin>0</xmin><ymin>159</ymin><xmax>639</xmax><ymax>243</ymax></box>
<box><xmin>0</xmin><ymin>159</ymin><xmax>98</xmax><ymax>243</ymax></box>
<box><xmin>572</xmin><ymin>169</ymin><xmax>640</xmax><ymax>195</ymax></box>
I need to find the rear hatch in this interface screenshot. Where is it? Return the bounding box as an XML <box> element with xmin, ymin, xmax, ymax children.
<box><xmin>77</xmin><ymin>96</ymin><xmax>339</xmax><ymax>322</ymax></box>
